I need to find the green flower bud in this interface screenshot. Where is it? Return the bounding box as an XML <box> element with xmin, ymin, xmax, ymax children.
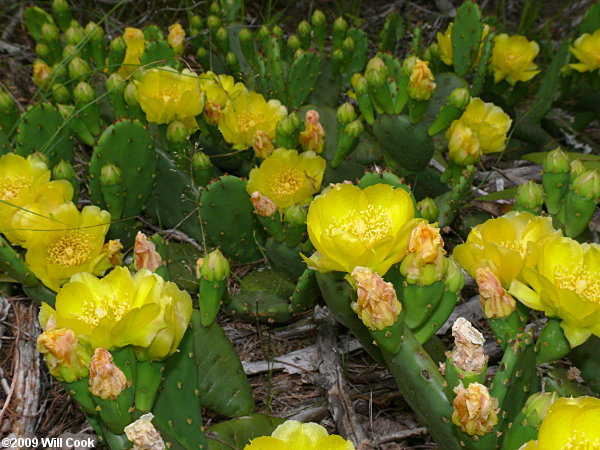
<box><xmin>37</xmin><ymin>327</ymin><xmax>92</xmax><ymax>383</ymax></box>
<box><xmin>572</xmin><ymin>169</ymin><xmax>600</xmax><ymax>201</ymax></box>
<box><xmin>207</xmin><ymin>14</ymin><xmax>221</xmax><ymax>30</ymax></box>
<box><xmin>100</xmin><ymin>163</ymin><xmax>123</xmax><ymax>186</ymax></box>
<box><xmin>53</xmin><ymin>159</ymin><xmax>76</xmax><ymax>180</ymax></box>
<box><xmin>209</xmin><ymin>1</ymin><xmax>220</xmax><ymax>15</ymax></box>
<box><xmin>196</xmin><ymin>46</ymin><xmax>209</xmax><ymax>66</ymax></box>
<box><xmin>289</xmin><ymin>111</ymin><xmax>301</xmax><ymax>129</ymax></box>
<box><xmin>417</xmin><ymin>197</ymin><xmax>439</xmax><ymax>223</ymax></box>
<box><xmin>425</xmin><ymin>42</ymin><xmax>440</xmax><ymax>60</ymax></box>
<box><xmin>342</xmin><ymin>36</ymin><xmax>355</xmax><ymax>53</ymax></box>
<box><xmin>544</xmin><ymin>147</ymin><xmax>571</xmax><ymax>174</ymax></box>
<box><xmin>353</xmin><ymin>74</ymin><xmax>369</xmax><ymax>95</ymax></box>
<box><xmin>0</xmin><ymin>89</ymin><xmax>15</xmax><ymax>111</ymax></box>
<box><xmin>287</xmin><ymin>34</ymin><xmax>301</xmax><ymax>52</ymax></box>
<box><xmin>333</xmin><ymin>17</ymin><xmax>348</xmax><ymax>33</ymax></box>
<box><xmin>365</xmin><ymin>56</ymin><xmax>388</xmax><ymax>87</ymax></box>
<box><xmin>515</xmin><ymin>180</ymin><xmax>544</xmax><ymax>211</ymax></box>
<box><xmin>272</xmin><ymin>25</ymin><xmax>284</xmax><ymax>40</ymax></box>
<box><xmin>190</xmin><ymin>15</ymin><xmax>203</xmax><ymax>30</ymax></box>
<box><xmin>52</xmin><ymin>0</ymin><xmax>70</xmax><ymax>14</ymax></box>
<box><xmin>62</xmin><ymin>44</ymin><xmax>78</xmax><ymax>59</ymax></box>
<box><xmin>402</xmin><ymin>55</ymin><xmax>417</xmax><ymax>76</ymax></box>
<box><xmin>216</xmin><ymin>27</ymin><xmax>229</xmax><ymax>51</ymax></box>
<box><xmin>337</xmin><ymin>102</ymin><xmax>356</xmax><ymax>125</ymax></box>
<box><xmin>297</xmin><ymin>20</ymin><xmax>311</xmax><ymax>38</ymax></box>
<box><xmin>35</xmin><ymin>43</ymin><xmax>51</xmax><ymax>60</ymax></box>
<box><xmin>344</xmin><ymin>120</ymin><xmax>364</xmax><ymax>139</ymax></box>
<box><xmin>521</xmin><ymin>392</ymin><xmax>559</xmax><ymax>427</ymax></box>
<box><xmin>448</xmin><ymin>87</ymin><xmax>471</xmax><ymax>109</ymax></box>
<box><xmin>52</xmin><ymin>83</ymin><xmax>71</xmax><ymax>103</ymax></box>
<box><xmin>41</xmin><ymin>22</ymin><xmax>60</xmax><ymax>42</ymax></box>
<box><xmin>293</xmin><ymin>48</ymin><xmax>305</xmax><ymax>60</ymax></box>
<box><xmin>332</xmin><ymin>48</ymin><xmax>344</xmax><ymax>64</ymax></box>
<box><xmin>30</xmin><ymin>151</ymin><xmax>50</xmax><ymax>168</ymax></box>
<box><xmin>284</xmin><ymin>204</ymin><xmax>307</xmax><ymax>226</ymax></box>
<box><xmin>257</xmin><ymin>25</ymin><xmax>270</xmax><ymax>41</ymax></box>
<box><xmin>110</xmin><ymin>36</ymin><xmax>126</xmax><ymax>53</ymax></box>
<box><xmin>277</xmin><ymin>114</ymin><xmax>298</xmax><ymax>136</ymax></box>
<box><xmin>65</xmin><ymin>25</ymin><xmax>85</xmax><ymax>45</ymax></box>
<box><xmin>238</xmin><ymin>27</ymin><xmax>252</xmax><ymax>42</ymax></box>
<box><xmin>166</xmin><ymin>120</ymin><xmax>190</xmax><ymax>144</ymax></box>
<box><xmin>200</xmin><ymin>249</ymin><xmax>230</xmax><ymax>282</ymax></box>
<box><xmin>85</xmin><ymin>21</ymin><xmax>104</xmax><ymax>41</ymax></box>
<box><xmin>444</xmin><ymin>257</ymin><xmax>465</xmax><ymax>295</ymax></box>
<box><xmin>570</xmin><ymin>159</ymin><xmax>586</xmax><ymax>181</ymax></box>
<box><xmin>73</xmin><ymin>81</ymin><xmax>95</xmax><ymax>104</ymax></box>
<box><xmin>192</xmin><ymin>152</ymin><xmax>212</xmax><ymax>170</ymax></box>
<box><xmin>51</xmin><ymin>63</ymin><xmax>68</xmax><ymax>82</ymax></box>
<box><xmin>106</xmin><ymin>73</ymin><xmax>125</xmax><ymax>94</ymax></box>
<box><xmin>311</xmin><ymin>9</ymin><xmax>326</xmax><ymax>27</ymax></box>
<box><xmin>226</xmin><ymin>51</ymin><xmax>239</xmax><ymax>70</ymax></box>
<box><xmin>33</xmin><ymin>59</ymin><xmax>52</xmax><ymax>87</ymax></box>
<box><xmin>68</xmin><ymin>56</ymin><xmax>91</xmax><ymax>81</ymax></box>
<box><xmin>124</xmin><ymin>82</ymin><xmax>138</xmax><ymax>106</ymax></box>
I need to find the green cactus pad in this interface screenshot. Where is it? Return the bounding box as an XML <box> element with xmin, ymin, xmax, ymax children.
<box><xmin>372</xmin><ymin>114</ymin><xmax>433</xmax><ymax>172</ymax></box>
<box><xmin>451</xmin><ymin>1</ymin><xmax>483</xmax><ymax>76</ymax></box>
<box><xmin>224</xmin><ymin>290</ymin><xmax>294</xmax><ymax>324</ymax></box>
<box><xmin>191</xmin><ymin>311</ymin><xmax>255</xmax><ymax>417</ymax></box>
<box><xmin>165</xmin><ymin>241</ymin><xmax>201</xmax><ymax>292</ymax></box>
<box><xmin>199</xmin><ymin>176</ymin><xmax>264</xmax><ymax>263</ymax></box>
<box><xmin>341</xmin><ymin>28</ymin><xmax>368</xmax><ymax>85</ymax></box>
<box><xmin>16</xmin><ymin>103</ymin><xmax>75</xmax><ymax>167</ymax></box>
<box><xmin>287</xmin><ymin>51</ymin><xmax>320</xmax><ymax>109</ymax></box>
<box><xmin>308</xmin><ymin>58</ymin><xmax>342</xmax><ymax>108</ymax></box>
<box><xmin>24</xmin><ymin>7</ymin><xmax>55</xmax><ymax>43</ymax></box>
<box><xmin>207</xmin><ymin>414</ymin><xmax>286</xmax><ymax>450</ymax></box>
<box><xmin>288</xmin><ymin>269</ymin><xmax>320</xmax><ymax>315</ymax></box>
<box><xmin>141</xmin><ymin>41</ymin><xmax>177</xmax><ymax>68</ymax></box>
<box><xmin>421</xmin><ymin>73</ymin><xmax>468</xmax><ymax>129</ymax></box>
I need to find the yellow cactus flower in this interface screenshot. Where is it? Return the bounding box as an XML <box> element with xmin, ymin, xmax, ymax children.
<box><xmin>447</xmin><ymin>122</ymin><xmax>481</xmax><ymax>166</ymax></box>
<box><xmin>199</xmin><ymin>71</ymin><xmax>248</xmax><ymax>125</ymax></box>
<box><xmin>351</xmin><ymin>266</ymin><xmax>401</xmax><ymax>330</ymax></box>
<box><xmin>522</xmin><ymin>396</ymin><xmax>600</xmax><ymax>449</ymax></box>
<box><xmin>437</xmin><ymin>23</ymin><xmax>490</xmax><ymax>67</ymax></box>
<box><xmin>246</xmin><ymin>148</ymin><xmax>326</xmax><ymax>210</ymax></box>
<box><xmin>452</xmin><ymin>382</ymin><xmax>499</xmax><ymax>436</ymax></box>
<box><xmin>118</xmin><ymin>27</ymin><xmax>145</xmax><ymax>78</ymax></box>
<box><xmin>218</xmin><ymin>90</ymin><xmax>287</xmax><ymax>151</ymax></box>
<box><xmin>22</xmin><ymin>203</ymin><xmax>115</xmax><ymax>292</ymax></box>
<box><xmin>167</xmin><ymin>23</ymin><xmax>185</xmax><ymax>55</ymax></box>
<box><xmin>39</xmin><ymin>266</ymin><xmax>193</xmax><ymax>360</ymax></box>
<box><xmin>509</xmin><ymin>237</ymin><xmax>600</xmax><ymax>347</ymax></box>
<box><xmin>37</xmin><ymin>327</ymin><xmax>92</xmax><ymax>383</ymax></box>
<box><xmin>33</xmin><ymin>59</ymin><xmax>51</xmax><ymax>87</ymax></box>
<box><xmin>570</xmin><ymin>30</ymin><xmax>600</xmax><ymax>73</ymax></box>
<box><xmin>453</xmin><ymin>211</ymin><xmax>559</xmax><ymax>287</ymax></box>
<box><xmin>303</xmin><ymin>183</ymin><xmax>424</xmax><ymax>275</ymax></box>
<box><xmin>0</xmin><ymin>153</ymin><xmax>74</xmax><ymax>245</ymax></box>
<box><xmin>408</xmin><ymin>58</ymin><xmax>436</xmax><ymax>101</ymax></box>
<box><xmin>136</xmin><ymin>66</ymin><xmax>204</xmax><ymax>131</ymax></box>
<box><xmin>492</xmin><ymin>34</ymin><xmax>540</xmax><ymax>85</ymax></box>
<box><xmin>88</xmin><ymin>348</ymin><xmax>128</xmax><ymax>400</ymax></box>
<box><xmin>447</xmin><ymin>98</ymin><xmax>512</xmax><ymax>158</ymax></box>
<box><xmin>244</xmin><ymin>420</ymin><xmax>355</xmax><ymax>450</ymax></box>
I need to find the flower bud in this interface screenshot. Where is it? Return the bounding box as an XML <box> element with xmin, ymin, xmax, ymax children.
<box><xmin>216</xmin><ymin>27</ymin><xmax>229</xmax><ymax>52</ymax></box>
<box><xmin>417</xmin><ymin>197</ymin><xmax>439</xmax><ymax>223</ymax></box>
<box><xmin>332</xmin><ymin>48</ymin><xmax>344</xmax><ymax>64</ymax></box>
<box><xmin>103</xmin><ymin>239</ymin><xmax>123</xmax><ymax>266</ymax></box>
<box><xmin>52</xmin><ymin>83</ymin><xmax>71</xmax><ymax>104</ymax></box>
<box><xmin>350</xmin><ymin>266</ymin><xmax>402</xmax><ymax>330</ymax></box>
<box><xmin>452</xmin><ymin>382</ymin><xmax>499</xmax><ymax>436</ymax></box>
<box><xmin>68</xmin><ymin>56</ymin><xmax>91</xmax><ymax>81</ymax></box>
<box><xmin>476</xmin><ymin>267</ymin><xmax>516</xmax><ymax>318</ymax></box>
<box><xmin>447</xmin><ymin>122</ymin><xmax>482</xmax><ymax>166</ymax></box>
<box><xmin>572</xmin><ymin>169</ymin><xmax>600</xmax><ymax>201</ymax></box>
<box><xmin>207</xmin><ymin>14</ymin><xmax>221</xmax><ymax>30</ymax></box>
<box><xmin>272</xmin><ymin>25</ymin><xmax>284</xmax><ymax>40</ymax></box>
<box><xmin>451</xmin><ymin>318</ymin><xmax>486</xmax><ymax>373</ymax></box>
<box><xmin>166</xmin><ymin>120</ymin><xmax>190</xmax><ymax>144</ymax></box>
<box><xmin>124</xmin><ymin>413</ymin><xmax>165</xmax><ymax>450</ymax></box>
<box><xmin>167</xmin><ymin>23</ymin><xmax>185</xmax><ymax>55</ymax></box>
<box><xmin>200</xmin><ymin>249</ymin><xmax>230</xmax><ymax>282</ymax></box>
<box><xmin>297</xmin><ymin>20</ymin><xmax>311</xmax><ymax>39</ymax></box>
<box><xmin>342</xmin><ymin>36</ymin><xmax>355</xmax><ymax>53</ymax></box>
<box><xmin>85</xmin><ymin>21</ymin><xmax>104</xmax><ymax>42</ymax></box>
<box><xmin>424</xmin><ymin>42</ymin><xmax>440</xmax><ymax>61</ymax></box>
<box><xmin>353</xmin><ymin>74</ymin><xmax>369</xmax><ymax>95</ymax></box>
<box><xmin>106</xmin><ymin>73</ymin><xmax>126</xmax><ymax>95</ymax></box>
<box><xmin>286</xmin><ymin>34</ymin><xmax>301</xmax><ymax>53</ymax></box>
<box><xmin>570</xmin><ymin>159</ymin><xmax>586</xmax><ymax>181</ymax></box>
<box><xmin>544</xmin><ymin>147</ymin><xmax>571</xmax><ymax>174</ymax></box>
<box><xmin>299</xmin><ymin>110</ymin><xmax>325</xmax><ymax>154</ymax></box>
<box><xmin>284</xmin><ymin>204</ymin><xmax>307</xmax><ymax>226</ymax></box>
<box><xmin>365</xmin><ymin>57</ymin><xmax>388</xmax><ymax>87</ymax></box>
<box><xmin>74</xmin><ymin>80</ymin><xmax>95</xmax><ymax>104</ymax></box>
<box><xmin>100</xmin><ymin>163</ymin><xmax>123</xmax><ymax>186</ymax></box>
<box><xmin>333</xmin><ymin>17</ymin><xmax>348</xmax><ymax>33</ymax></box>
<box><xmin>35</xmin><ymin>43</ymin><xmax>51</xmax><ymax>60</ymax></box>
<box><xmin>408</xmin><ymin>58</ymin><xmax>436</xmax><ymax>101</ymax></box>
<box><xmin>124</xmin><ymin>82</ymin><xmax>139</xmax><ymax>106</ymax></box>
<box><xmin>209</xmin><ymin>1</ymin><xmax>220</xmax><ymax>14</ymax></box>
<box><xmin>110</xmin><ymin>36</ymin><xmax>126</xmax><ymax>54</ymax></box>
<box><xmin>251</xmin><ymin>191</ymin><xmax>277</xmax><ymax>217</ymax></box>
<box><xmin>252</xmin><ymin>130</ymin><xmax>274</xmax><ymax>159</ymax></box>
<box><xmin>60</xmin><ymin>44</ymin><xmax>78</xmax><ymax>60</ymax></box>
<box><xmin>515</xmin><ymin>180</ymin><xmax>544</xmax><ymax>212</ymax></box>
<box><xmin>448</xmin><ymin>87</ymin><xmax>471</xmax><ymax>109</ymax></box>
<box><xmin>288</xmin><ymin>111</ymin><xmax>302</xmax><ymax>129</ymax></box>
<box><xmin>192</xmin><ymin>151</ymin><xmax>211</xmax><ymax>170</ymax></box>
<box><xmin>311</xmin><ymin>9</ymin><xmax>326</xmax><ymax>27</ymax></box>
<box><xmin>65</xmin><ymin>25</ymin><xmax>85</xmax><ymax>45</ymax></box>
<box><xmin>521</xmin><ymin>392</ymin><xmax>559</xmax><ymax>427</ymax></box>
<box><xmin>337</xmin><ymin>102</ymin><xmax>356</xmax><ymax>125</ymax></box>
<box><xmin>293</xmin><ymin>48</ymin><xmax>305</xmax><ymax>60</ymax></box>
<box><xmin>276</xmin><ymin>113</ymin><xmax>299</xmax><ymax>137</ymax></box>
<box><xmin>89</xmin><ymin>348</ymin><xmax>128</xmax><ymax>400</ymax></box>
<box><xmin>344</xmin><ymin>120</ymin><xmax>364</xmax><ymax>139</ymax></box>
<box><xmin>238</xmin><ymin>27</ymin><xmax>251</xmax><ymax>42</ymax></box>
<box><xmin>29</xmin><ymin>151</ymin><xmax>50</xmax><ymax>168</ymax></box>
<box><xmin>53</xmin><ymin>159</ymin><xmax>75</xmax><ymax>180</ymax></box>
<box><xmin>0</xmin><ymin>89</ymin><xmax>14</xmax><ymax>112</ymax></box>
<box><xmin>41</xmin><ymin>22</ymin><xmax>60</xmax><ymax>42</ymax></box>
<box><xmin>226</xmin><ymin>51</ymin><xmax>239</xmax><ymax>71</ymax></box>
<box><xmin>37</xmin><ymin>327</ymin><xmax>92</xmax><ymax>383</ymax></box>
<box><xmin>134</xmin><ymin>232</ymin><xmax>163</xmax><ymax>271</ymax></box>
<box><xmin>51</xmin><ymin>63</ymin><xmax>68</xmax><ymax>82</ymax></box>
<box><xmin>444</xmin><ymin>257</ymin><xmax>465</xmax><ymax>295</ymax></box>
<box><xmin>257</xmin><ymin>25</ymin><xmax>270</xmax><ymax>42</ymax></box>
<box><xmin>33</xmin><ymin>59</ymin><xmax>51</xmax><ymax>87</ymax></box>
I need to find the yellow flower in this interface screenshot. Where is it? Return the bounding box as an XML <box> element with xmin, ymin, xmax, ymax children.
<box><xmin>492</xmin><ymin>34</ymin><xmax>540</xmax><ymax>85</ymax></box>
<box><xmin>452</xmin><ymin>382</ymin><xmax>499</xmax><ymax>436</ymax></box>
<box><xmin>218</xmin><ymin>91</ymin><xmax>287</xmax><ymax>151</ymax></box>
<box><xmin>199</xmin><ymin>71</ymin><xmax>248</xmax><ymax>125</ymax></box>
<box><xmin>523</xmin><ymin>396</ymin><xmax>600</xmax><ymax>449</ymax></box>
<box><xmin>136</xmin><ymin>66</ymin><xmax>204</xmax><ymax>131</ymax></box>
<box><xmin>437</xmin><ymin>23</ymin><xmax>490</xmax><ymax>67</ymax></box>
<box><xmin>246</xmin><ymin>148</ymin><xmax>326</xmax><ymax>210</ymax></box>
<box><xmin>303</xmin><ymin>183</ymin><xmax>423</xmax><ymax>275</ymax></box>
<box><xmin>118</xmin><ymin>27</ymin><xmax>145</xmax><ymax>78</ymax></box>
<box><xmin>351</xmin><ymin>266</ymin><xmax>401</xmax><ymax>330</ymax></box>
<box><xmin>446</xmin><ymin>98</ymin><xmax>512</xmax><ymax>160</ymax></box>
<box><xmin>509</xmin><ymin>237</ymin><xmax>600</xmax><ymax>347</ymax></box>
<box><xmin>244</xmin><ymin>420</ymin><xmax>355</xmax><ymax>450</ymax></box>
<box><xmin>39</xmin><ymin>266</ymin><xmax>193</xmax><ymax>360</ymax></box>
<box><xmin>408</xmin><ymin>58</ymin><xmax>436</xmax><ymax>101</ymax></box>
<box><xmin>447</xmin><ymin>122</ymin><xmax>481</xmax><ymax>166</ymax></box>
<box><xmin>37</xmin><ymin>327</ymin><xmax>92</xmax><ymax>383</ymax></box>
<box><xmin>570</xmin><ymin>30</ymin><xmax>600</xmax><ymax>73</ymax></box>
<box><xmin>0</xmin><ymin>153</ymin><xmax>73</xmax><ymax>245</ymax></box>
<box><xmin>23</xmin><ymin>203</ymin><xmax>114</xmax><ymax>292</ymax></box>
<box><xmin>167</xmin><ymin>23</ymin><xmax>185</xmax><ymax>55</ymax></box>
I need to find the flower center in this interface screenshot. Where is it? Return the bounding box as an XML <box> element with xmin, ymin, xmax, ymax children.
<box><xmin>157</xmin><ymin>86</ymin><xmax>180</xmax><ymax>103</ymax></box>
<box><xmin>271</xmin><ymin>169</ymin><xmax>303</xmax><ymax>198</ymax></box>
<box><xmin>47</xmin><ymin>230</ymin><xmax>93</xmax><ymax>267</ymax></box>
<box><xmin>0</xmin><ymin>176</ymin><xmax>30</xmax><ymax>200</ymax></box>
<box><xmin>330</xmin><ymin>205</ymin><xmax>392</xmax><ymax>248</ymax></box>
<box><xmin>237</xmin><ymin>112</ymin><xmax>264</xmax><ymax>132</ymax></box>
<box><xmin>76</xmin><ymin>294</ymin><xmax>130</xmax><ymax>328</ymax></box>
<box><xmin>497</xmin><ymin>239</ymin><xmax>528</xmax><ymax>258</ymax></box>
<box><xmin>554</xmin><ymin>266</ymin><xmax>600</xmax><ymax>302</ymax></box>
<box><xmin>565</xmin><ymin>431</ymin><xmax>600</xmax><ymax>449</ymax></box>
